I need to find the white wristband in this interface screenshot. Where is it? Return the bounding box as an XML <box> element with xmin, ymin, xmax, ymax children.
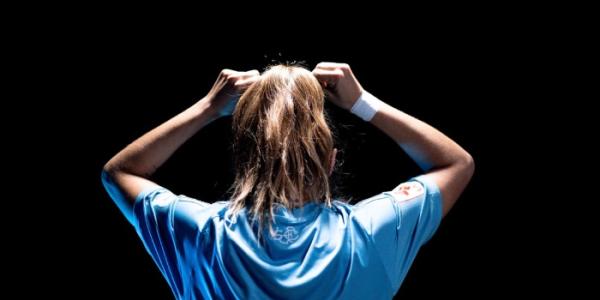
<box><xmin>350</xmin><ymin>90</ymin><xmax>382</xmax><ymax>122</ymax></box>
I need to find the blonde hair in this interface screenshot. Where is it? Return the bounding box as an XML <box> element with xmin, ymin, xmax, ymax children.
<box><xmin>229</xmin><ymin>65</ymin><xmax>335</xmax><ymax>230</ymax></box>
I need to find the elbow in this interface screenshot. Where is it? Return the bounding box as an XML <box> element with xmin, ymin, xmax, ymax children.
<box><xmin>101</xmin><ymin>164</ymin><xmax>115</xmax><ymax>188</ymax></box>
<box><xmin>102</xmin><ymin>158</ymin><xmax>119</xmax><ymax>173</ymax></box>
<box><xmin>101</xmin><ymin>161</ymin><xmax>120</xmax><ymax>187</ymax></box>
<box><xmin>100</xmin><ymin>163</ymin><xmax>127</xmax><ymax>204</ymax></box>
<box><xmin>461</xmin><ymin>151</ymin><xmax>475</xmax><ymax>180</ymax></box>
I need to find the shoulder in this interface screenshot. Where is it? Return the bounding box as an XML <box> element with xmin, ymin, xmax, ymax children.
<box><xmin>174</xmin><ymin>198</ymin><xmax>230</xmax><ymax>226</ymax></box>
<box><xmin>134</xmin><ymin>187</ymin><xmax>228</xmax><ymax>228</ymax></box>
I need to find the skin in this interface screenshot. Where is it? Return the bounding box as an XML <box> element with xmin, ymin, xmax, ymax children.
<box><xmin>312</xmin><ymin>62</ymin><xmax>474</xmax><ymax>216</ymax></box>
<box><xmin>103</xmin><ymin>63</ymin><xmax>473</xmax><ymax>225</ymax></box>
<box><xmin>102</xmin><ymin>69</ymin><xmax>261</xmax><ymax>224</ymax></box>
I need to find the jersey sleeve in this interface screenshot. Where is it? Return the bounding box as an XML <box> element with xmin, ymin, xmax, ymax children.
<box><xmin>132</xmin><ymin>186</ymin><xmax>211</xmax><ymax>297</ymax></box>
<box><xmin>352</xmin><ymin>175</ymin><xmax>443</xmax><ymax>291</ymax></box>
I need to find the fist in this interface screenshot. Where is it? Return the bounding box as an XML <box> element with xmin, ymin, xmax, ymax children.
<box><xmin>206</xmin><ymin>69</ymin><xmax>260</xmax><ymax>117</ymax></box>
<box><xmin>312</xmin><ymin>62</ymin><xmax>363</xmax><ymax>110</ymax></box>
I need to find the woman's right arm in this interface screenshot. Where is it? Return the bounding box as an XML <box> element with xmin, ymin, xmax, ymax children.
<box><xmin>313</xmin><ymin>62</ymin><xmax>474</xmax><ymax>217</ymax></box>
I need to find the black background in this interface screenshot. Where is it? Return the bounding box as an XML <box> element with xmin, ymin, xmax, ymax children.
<box><xmin>26</xmin><ymin>16</ymin><xmax>573</xmax><ymax>298</ymax></box>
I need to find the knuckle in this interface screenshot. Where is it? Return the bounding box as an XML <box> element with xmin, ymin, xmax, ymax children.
<box><xmin>221</xmin><ymin>69</ymin><xmax>238</xmax><ymax>81</ymax></box>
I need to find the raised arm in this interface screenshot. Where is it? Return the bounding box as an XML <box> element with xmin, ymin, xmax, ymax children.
<box><xmin>101</xmin><ymin>69</ymin><xmax>259</xmax><ymax>224</ymax></box>
<box><xmin>313</xmin><ymin>62</ymin><xmax>474</xmax><ymax>217</ymax></box>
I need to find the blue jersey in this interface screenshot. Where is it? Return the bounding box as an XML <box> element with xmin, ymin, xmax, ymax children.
<box><xmin>132</xmin><ymin>175</ymin><xmax>442</xmax><ymax>299</ymax></box>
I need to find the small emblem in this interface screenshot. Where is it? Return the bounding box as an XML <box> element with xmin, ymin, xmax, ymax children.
<box><xmin>273</xmin><ymin>226</ymin><xmax>299</xmax><ymax>244</ymax></box>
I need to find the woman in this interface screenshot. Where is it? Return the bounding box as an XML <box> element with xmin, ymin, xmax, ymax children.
<box><xmin>102</xmin><ymin>62</ymin><xmax>474</xmax><ymax>299</ymax></box>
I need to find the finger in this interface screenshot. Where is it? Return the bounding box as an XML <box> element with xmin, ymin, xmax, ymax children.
<box><xmin>312</xmin><ymin>69</ymin><xmax>344</xmax><ymax>82</ymax></box>
<box><xmin>238</xmin><ymin>69</ymin><xmax>260</xmax><ymax>79</ymax></box>
<box><xmin>234</xmin><ymin>76</ymin><xmax>260</xmax><ymax>89</ymax></box>
<box><xmin>314</xmin><ymin>62</ymin><xmax>344</xmax><ymax>71</ymax></box>
<box><xmin>220</xmin><ymin>69</ymin><xmax>237</xmax><ymax>76</ymax></box>
<box><xmin>236</xmin><ymin>74</ymin><xmax>260</xmax><ymax>85</ymax></box>
<box><xmin>221</xmin><ymin>69</ymin><xmax>258</xmax><ymax>79</ymax></box>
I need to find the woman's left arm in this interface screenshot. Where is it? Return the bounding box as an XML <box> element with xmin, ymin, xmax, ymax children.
<box><xmin>101</xmin><ymin>69</ymin><xmax>259</xmax><ymax>224</ymax></box>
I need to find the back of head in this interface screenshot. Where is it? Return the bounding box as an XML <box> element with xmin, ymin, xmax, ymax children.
<box><xmin>229</xmin><ymin>65</ymin><xmax>334</xmax><ymax>227</ymax></box>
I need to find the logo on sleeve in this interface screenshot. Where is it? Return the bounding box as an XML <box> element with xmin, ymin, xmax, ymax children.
<box><xmin>392</xmin><ymin>182</ymin><xmax>425</xmax><ymax>202</ymax></box>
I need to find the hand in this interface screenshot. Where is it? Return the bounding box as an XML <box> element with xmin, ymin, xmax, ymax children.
<box><xmin>312</xmin><ymin>62</ymin><xmax>363</xmax><ymax>111</ymax></box>
<box><xmin>205</xmin><ymin>69</ymin><xmax>260</xmax><ymax>117</ymax></box>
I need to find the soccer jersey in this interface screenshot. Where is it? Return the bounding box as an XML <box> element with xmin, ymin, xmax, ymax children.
<box><xmin>132</xmin><ymin>175</ymin><xmax>442</xmax><ymax>299</ymax></box>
